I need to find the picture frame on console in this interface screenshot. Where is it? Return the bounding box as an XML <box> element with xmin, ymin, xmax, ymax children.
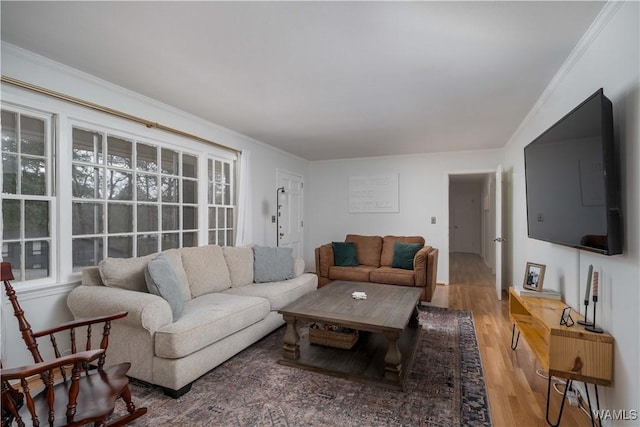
<box><xmin>523</xmin><ymin>262</ymin><xmax>546</xmax><ymax>292</ymax></box>
<box><xmin>560</xmin><ymin>306</ymin><xmax>575</xmax><ymax>327</ymax></box>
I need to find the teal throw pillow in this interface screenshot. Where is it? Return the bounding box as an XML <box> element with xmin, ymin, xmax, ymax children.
<box><xmin>145</xmin><ymin>253</ymin><xmax>184</xmax><ymax>321</ymax></box>
<box><xmin>391</xmin><ymin>242</ymin><xmax>423</xmax><ymax>270</ymax></box>
<box><xmin>332</xmin><ymin>242</ymin><xmax>359</xmax><ymax>266</ymax></box>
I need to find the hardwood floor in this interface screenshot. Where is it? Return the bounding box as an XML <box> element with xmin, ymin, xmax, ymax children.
<box><xmin>429</xmin><ymin>252</ymin><xmax>587</xmax><ymax>427</ymax></box>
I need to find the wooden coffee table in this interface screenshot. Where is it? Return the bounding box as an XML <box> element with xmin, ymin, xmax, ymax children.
<box><xmin>277</xmin><ymin>280</ymin><xmax>422</xmax><ymax>390</ymax></box>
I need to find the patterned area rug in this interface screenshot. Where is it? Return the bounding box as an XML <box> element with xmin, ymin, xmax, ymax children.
<box><xmin>123</xmin><ymin>306</ymin><xmax>492</xmax><ymax>426</ymax></box>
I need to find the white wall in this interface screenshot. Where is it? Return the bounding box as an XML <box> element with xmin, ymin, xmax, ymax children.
<box><xmin>503</xmin><ymin>2</ymin><xmax>639</xmax><ymax>423</ymax></box>
<box><xmin>307</xmin><ymin>150</ymin><xmax>501</xmax><ymax>284</ymax></box>
<box><xmin>0</xmin><ymin>43</ymin><xmax>311</xmax><ymax>366</ymax></box>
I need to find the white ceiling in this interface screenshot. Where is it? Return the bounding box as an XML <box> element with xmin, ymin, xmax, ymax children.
<box><xmin>1</xmin><ymin>1</ymin><xmax>605</xmax><ymax>161</ymax></box>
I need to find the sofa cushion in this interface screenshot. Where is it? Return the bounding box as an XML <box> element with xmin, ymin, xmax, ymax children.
<box><xmin>332</xmin><ymin>242</ymin><xmax>359</xmax><ymax>266</ymax></box>
<box><xmin>181</xmin><ymin>245</ymin><xmax>231</xmax><ymax>297</ymax></box>
<box><xmin>345</xmin><ymin>234</ymin><xmax>382</xmax><ymax>267</ymax></box>
<box><xmin>154</xmin><ymin>293</ymin><xmax>270</xmax><ymax>359</ymax></box>
<box><xmin>162</xmin><ymin>248</ymin><xmax>191</xmax><ymax>301</ymax></box>
<box><xmin>329</xmin><ymin>265</ymin><xmax>376</xmax><ymax>282</ymax></box>
<box><xmin>370</xmin><ymin>266</ymin><xmax>416</xmax><ymax>286</ymax></box>
<box><xmin>99</xmin><ymin>253</ymin><xmax>156</xmax><ymax>293</ymax></box>
<box><xmin>381</xmin><ymin>236</ymin><xmax>425</xmax><ymax>267</ymax></box>
<box><xmin>223</xmin><ymin>274</ymin><xmax>317</xmax><ymax>310</ymax></box>
<box><xmin>253</xmin><ymin>246</ymin><xmax>294</xmax><ymax>283</ymax></box>
<box><xmin>223</xmin><ymin>246</ymin><xmax>254</xmax><ymax>287</ymax></box>
<box><xmin>392</xmin><ymin>242</ymin><xmax>423</xmax><ymax>270</ymax></box>
<box><xmin>145</xmin><ymin>253</ymin><xmax>184</xmax><ymax>322</ymax></box>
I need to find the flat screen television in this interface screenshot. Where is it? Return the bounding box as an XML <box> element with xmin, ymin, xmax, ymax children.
<box><xmin>524</xmin><ymin>88</ymin><xmax>622</xmax><ymax>255</ymax></box>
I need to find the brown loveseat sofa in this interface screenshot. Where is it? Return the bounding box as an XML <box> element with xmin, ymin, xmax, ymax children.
<box><xmin>315</xmin><ymin>234</ymin><xmax>439</xmax><ymax>302</ymax></box>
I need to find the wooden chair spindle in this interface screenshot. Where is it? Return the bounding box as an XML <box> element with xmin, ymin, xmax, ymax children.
<box><xmin>66</xmin><ymin>364</ymin><xmax>81</xmax><ymax>423</ymax></box>
<box><xmin>1</xmin><ymin>261</ymin><xmax>147</xmax><ymax>426</ymax></box>
<box><xmin>1</xmin><ymin>373</ymin><xmax>24</xmax><ymax>427</ymax></box>
<box><xmin>85</xmin><ymin>324</ymin><xmax>92</xmax><ymax>352</ymax></box>
<box><xmin>48</xmin><ymin>333</ymin><xmax>68</xmax><ymax>382</ymax></box>
<box><xmin>20</xmin><ymin>378</ymin><xmax>36</xmax><ymax>427</ymax></box>
<box><xmin>70</xmin><ymin>328</ymin><xmax>76</xmax><ymax>355</ymax></box>
<box><xmin>46</xmin><ymin>368</ymin><xmax>55</xmax><ymax>426</ymax></box>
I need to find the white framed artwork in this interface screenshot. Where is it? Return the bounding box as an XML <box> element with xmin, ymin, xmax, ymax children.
<box><xmin>348</xmin><ymin>174</ymin><xmax>399</xmax><ymax>213</ymax></box>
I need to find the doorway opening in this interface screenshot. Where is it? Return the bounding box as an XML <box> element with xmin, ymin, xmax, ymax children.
<box><xmin>447</xmin><ymin>169</ymin><xmax>503</xmax><ymax>300</ymax></box>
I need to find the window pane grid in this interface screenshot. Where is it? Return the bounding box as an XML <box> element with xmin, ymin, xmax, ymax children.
<box><xmin>1</xmin><ymin>108</ymin><xmax>52</xmax><ymax>283</ymax></box>
<box><xmin>207</xmin><ymin>158</ymin><xmax>235</xmax><ymax>247</ymax></box>
<box><xmin>2</xmin><ymin>117</ymin><xmax>49</xmax><ymax>196</ymax></box>
<box><xmin>3</xmin><ymin>108</ymin><xmax>238</xmax><ymax>284</ymax></box>
<box><xmin>0</xmin><ymin>209</ymin><xmax>53</xmax><ymax>280</ymax></box>
<box><xmin>71</xmin><ymin>125</ymin><xmax>201</xmax><ymax>270</ymax></box>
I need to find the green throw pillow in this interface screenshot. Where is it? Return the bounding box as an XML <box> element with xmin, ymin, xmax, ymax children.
<box><xmin>332</xmin><ymin>242</ymin><xmax>359</xmax><ymax>266</ymax></box>
<box><xmin>391</xmin><ymin>242</ymin><xmax>423</xmax><ymax>270</ymax></box>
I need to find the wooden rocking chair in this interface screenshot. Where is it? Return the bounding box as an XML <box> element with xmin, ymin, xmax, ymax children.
<box><xmin>1</xmin><ymin>262</ymin><xmax>147</xmax><ymax>426</ymax></box>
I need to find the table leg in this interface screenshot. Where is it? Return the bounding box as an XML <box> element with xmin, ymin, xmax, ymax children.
<box><xmin>546</xmin><ymin>376</ymin><xmax>571</xmax><ymax>427</ymax></box>
<box><xmin>384</xmin><ymin>331</ymin><xmax>402</xmax><ymax>384</ymax></box>
<box><xmin>584</xmin><ymin>382</ymin><xmax>602</xmax><ymax>427</ymax></box>
<box><xmin>511</xmin><ymin>324</ymin><xmax>520</xmax><ymax>350</ymax></box>
<box><xmin>409</xmin><ymin>305</ymin><xmax>419</xmax><ymax>328</ymax></box>
<box><xmin>282</xmin><ymin>315</ymin><xmax>300</xmax><ymax>360</ymax></box>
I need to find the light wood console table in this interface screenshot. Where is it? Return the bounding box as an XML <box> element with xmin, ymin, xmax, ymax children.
<box><xmin>509</xmin><ymin>287</ymin><xmax>613</xmax><ymax>426</ymax></box>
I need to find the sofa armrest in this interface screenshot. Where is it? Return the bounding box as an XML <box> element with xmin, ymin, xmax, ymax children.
<box><xmin>67</xmin><ymin>285</ymin><xmax>173</xmax><ymax>333</ymax></box>
<box><xmin>413</xmin><ymin>246</ymin><xmax>439</xmax><ymax>301</ymax></box>
<box><xmin>294</xmin><ymin>257</ymin><xmax>305</xmax><ymax>277</ymax></box>
<box><xmin>315</xmin><ymin>244</ymin><xmax>335</xmax><ymax>285</ymax></box>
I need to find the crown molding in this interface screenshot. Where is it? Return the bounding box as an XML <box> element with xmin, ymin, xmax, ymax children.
<box><xmin>504</xmin><ymin>1</ymin><xmax>624</xmax><ymax>150</ymax></box>
<box><xmin>1</xmin><ymin>42</ymin><xmax>309</xmax><ymax>162</ymax></box>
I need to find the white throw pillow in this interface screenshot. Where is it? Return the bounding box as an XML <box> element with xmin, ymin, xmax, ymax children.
<box><xmin>223</xmin><ymin>246</ymin><xmax>254</xmax><ymax>287</ymax></box>
<box><xmin>181</xmin><ymin>245</ymin><xmax>231</xmax><ymax>297</ymax></box>
<box><xmin>99</xmin><ymin>253</ymin><xmax>156</xmax><ymax>293</ymax></box>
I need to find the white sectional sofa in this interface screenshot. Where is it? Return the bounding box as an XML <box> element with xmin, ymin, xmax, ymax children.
<box><xmin>67</xmin><ymin>245</ymin><xmax>317</xmax><ymax>398</ymax></box>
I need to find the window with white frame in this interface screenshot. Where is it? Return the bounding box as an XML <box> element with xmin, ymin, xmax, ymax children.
<box><xmin>2</xmin><ymin>96</ymin><xmax>238</xmax><ymax>285</ymax></box>
<box><xmin>1</xmin><ymin>108</ymin><xmax>54</xmax><ymax>282</ymax></box>
<box><xmin>70</xmin><ymin>125</ymin><xmax>201</xmax><ymax>271</ymax></box>
<box><xmin>208</xmin><ymin>158</ymin><xmax>234</xmax><ymax>246</ymax></box>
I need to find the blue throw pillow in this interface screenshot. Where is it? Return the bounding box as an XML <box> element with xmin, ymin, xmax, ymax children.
<box><xmin>391</xmin><ymin>242</ymin><xmax>423</xmax><ymax>270</ymax></box>
<box><xmin>253</xmin><ymin>246</ymin><xmax>294</xmax><ymax>283</ymax></box>
<box><xmin>145</xmin><ymin>253</ymin><xmax>183</xmax><ymax>321</ymax></box>
<box><xmin>332</xmin><ymin>241</ymin><xmax>359</xmax><ymax>266</ymax></box>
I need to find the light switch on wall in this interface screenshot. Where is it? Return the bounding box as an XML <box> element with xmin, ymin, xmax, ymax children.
<box><xmin>431</xmin><ymin>216</ymin><xmax>437</xmax><ymax>224</ymax></box>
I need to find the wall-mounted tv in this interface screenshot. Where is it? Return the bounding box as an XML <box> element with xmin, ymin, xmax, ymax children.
<box><xmin>524</xmin><ymin>88</ymin><xmax>622</xmax><ymax>255</ymax></box>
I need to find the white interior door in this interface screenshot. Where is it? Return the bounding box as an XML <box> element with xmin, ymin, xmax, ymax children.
<box><xmin>451</xmin><ymin>189</ymin><xmax>480</xmax><ymax>253</ymax></box>
<box><xmin>494</xmin><ymin>165</ymin><xmax>503</xmax><ymax>300</ymax></box>
<box><xmin>276</xmin><ymin>170</ymin><xmax>303</xmax><ymax>258</ymax></box>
